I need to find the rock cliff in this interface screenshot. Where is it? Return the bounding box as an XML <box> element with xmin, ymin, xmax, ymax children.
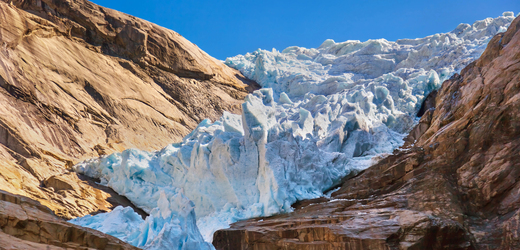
<box><xmin>213</xmin><ymin>15</ymin><xmax>520</xmax><ymax>250</ymax></box>
<box><xmin>0</xmin><ymin>189</ymin><xmax>139</xmax><ymax>249</ymax></box>
<box><xmin>0</xmin><ymin>0</ymin><xmax>256</xmax><ymax>220</ymax></box>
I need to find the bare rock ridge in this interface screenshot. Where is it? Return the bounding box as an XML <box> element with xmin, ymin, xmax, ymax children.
<box><xmin>0</xmin><ymin>189</ymin><xmax>139</xmax><ymax>249</ymax></box>
<box><xmin>0</xmin><ymin>0</ymin><xmax>258</xmax><ymax>220</ymax></box>
<box><xmin>213</xmin><ymin>15</ymin><xmax>520</xmax><ymax>250</ymax></box>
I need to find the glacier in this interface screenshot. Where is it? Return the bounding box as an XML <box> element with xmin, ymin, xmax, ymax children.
<box><xmin>70</xmin><ymin>193</ymin><xmax>213</xmax><ymax>250</ymax></box>
<box><xmin>70</xmin><ymin>13</ymin><xmax>515</xmax><ymax>250</ymax></box>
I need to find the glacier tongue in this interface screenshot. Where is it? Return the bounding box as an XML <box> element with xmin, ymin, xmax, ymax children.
<box><xmin>70</xmin><ymin>13</ymin><xmax>514</xmax><ymax>249</ymax></box>
<box><xmin>70</xmin><ymin>193</ymin><xmax>213</xmax><ymax>250</ymax></box>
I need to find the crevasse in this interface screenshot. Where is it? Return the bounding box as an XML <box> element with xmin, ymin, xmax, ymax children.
<box><xmin>69</xmin><ymin>12</ymin><xmax>515</xmax><ymax>250</ymax></box>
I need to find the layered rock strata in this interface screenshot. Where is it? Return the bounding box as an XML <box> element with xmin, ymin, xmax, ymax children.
<box><xmin>0</xmin><ymin>190</ymin><xmax>139</xmax><ymax>249</ymax></box>
<box><xmin>213</xmin><ymin>15</ymin><xmax>520</xmax><ymax>250</ymax></box>
<box><xmin>0</xmin><ymin>0</ymin><xmax>256</xmax><ymax>219</ymax></box>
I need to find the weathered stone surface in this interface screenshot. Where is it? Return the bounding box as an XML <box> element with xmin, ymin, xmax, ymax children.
<box><xmin>213</xmin><ymin>15</ymin><xmax>520</xmax><ymax>250</ymax></box>
<box><xmin>0</xmin><ymin>190</ymin><xmax>138</xmax><ymax>249</ymax></box>
<box><xmin>0</xmin><ymin>0</ymin><xmax>257</xmax><ymax>219</ymax></box>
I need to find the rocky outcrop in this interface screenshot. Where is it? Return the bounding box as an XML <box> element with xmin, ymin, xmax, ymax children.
<box><xmin>0</xmin><ymin>189</ymin><xmax>139</xmax><ymax>249</ymax></box>
<box><xmin>0</xmin><ymin>0</ymin><xmax>257</xmax><ymax>219</ymax></box>
<box><xmin>213</xmin><ymin>15</ymin><xmax>520</xmax><ymax>250</ymax></box>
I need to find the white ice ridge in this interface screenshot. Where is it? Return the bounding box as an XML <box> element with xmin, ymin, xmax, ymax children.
<box><xmin>70</xmin><ymin>13</ymin><xmax>514</xmax><ymax>249</ymax></box>
<box><xmin>226</xmin><ymin>12</ymin><xmax>514</xmax><ymax>99</ymax></box>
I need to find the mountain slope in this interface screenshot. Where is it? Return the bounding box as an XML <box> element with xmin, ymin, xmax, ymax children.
<box><xmin>213</xmin><ymin>14</ymin><xmax>520</xmax><ymax>250</ymax></box>
<box><xmin>0</xmin><ymin>0</ymin><xmax>257</xmax><ymax>219</ymax></box>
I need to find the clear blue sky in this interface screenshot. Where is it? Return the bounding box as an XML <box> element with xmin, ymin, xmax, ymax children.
<box><xmin>91</xmin><ymin>0</ymin><xmax>519</xmax><ymax>60</ymax></box>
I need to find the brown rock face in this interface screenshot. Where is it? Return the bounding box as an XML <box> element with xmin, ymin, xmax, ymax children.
<box><xmin>0</xmin><ymin>0</ymin><xmax>257</xmax><ymax>219</ymax></box>
<box><xmin>0</xmin><ymin>189</ymin><xmax>139</xmax><ymax>249</ymax></box>
<box><xmin>213</xmin><ymin>15</ymin><xmax>520</xmax><ymax>250</ymax></box>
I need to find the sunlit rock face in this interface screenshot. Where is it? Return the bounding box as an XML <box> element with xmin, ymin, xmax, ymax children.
<box><xmin>71</xmin><ymin>12</ymin><xmax>516</xmax><ymax>250</ymax></box>
<box><xmin>0</xmin><ymin>0</ymin><xmax>255</xmax><ymax>221</ymax></box>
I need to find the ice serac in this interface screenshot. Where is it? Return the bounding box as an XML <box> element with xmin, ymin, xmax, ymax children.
<box><xmin>72</xmin><ymin>12</ymin><xmax>515</xmax><ymax>249</ymax></box>
<box><xmin>213</xmin><ymin>14</ymin><xmax>520</xmax><ymax>250</ymax></box>
<box><xmin>0</xmin><ymin>0</ymin><xmax>256</xmax><ymax>220</ymax></box>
